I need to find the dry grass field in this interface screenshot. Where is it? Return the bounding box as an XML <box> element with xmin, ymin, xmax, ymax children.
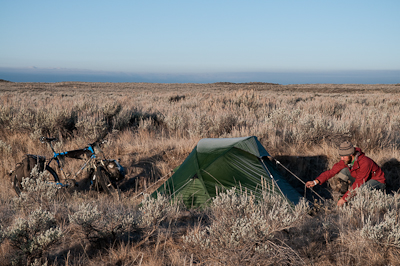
<box><xmin>1</xmin><ymin>81</ymin><xmax>400</xmax><ymax>265</ymax></box>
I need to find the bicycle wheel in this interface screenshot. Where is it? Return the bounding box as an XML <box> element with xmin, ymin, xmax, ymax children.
<box><xmin>43</xmin><ymin>165</ymin><xmax>60</xmax><ymax>184</ymax></box>
<box><xmin>96</xmin><ymin>166</ymin><xmax>118</xmax><ymax>197</ymax></box>
<box><xmin>91</xmin><ymin>169</ymin><xmax>102</xmax><ymax>192</ymax></box>
<box><xmin>12</xmin><ymin>175</ymin><xmax>22</xmax><ymax>196</ymax></box>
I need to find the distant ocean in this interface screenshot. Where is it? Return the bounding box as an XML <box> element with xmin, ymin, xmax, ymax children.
<box><xmin>0</xmin><ymin>68</ymin><xmax>399</xmax><ymax>85</ymax></box>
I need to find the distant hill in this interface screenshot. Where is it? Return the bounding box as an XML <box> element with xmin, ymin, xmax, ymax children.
<box><xmin>213</xmin><ymin>82</ymin><xmax>280</xmax><ymax>85</ymax></box>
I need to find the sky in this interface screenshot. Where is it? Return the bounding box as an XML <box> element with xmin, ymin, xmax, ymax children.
<box><xmin>0</xmin><ymin>0</ymin><xmax>399</xmax><ymax>84</ymax></box>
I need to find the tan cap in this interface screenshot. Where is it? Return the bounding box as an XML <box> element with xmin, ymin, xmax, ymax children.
<box><xmin>339</xmin><ymin>141</ymin><xmax>355</xmax><ymax>156</ymax></box>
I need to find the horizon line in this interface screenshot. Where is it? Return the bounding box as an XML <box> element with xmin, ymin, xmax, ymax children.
<box><xmin>1</xmin><ymin>67</ymin><xmax>399</xmax><ymax>85</ymax></box>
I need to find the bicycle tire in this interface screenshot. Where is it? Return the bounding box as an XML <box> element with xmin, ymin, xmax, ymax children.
<box><xmin>96</xmin><ymin>166</ymin><xmax>118</xmax><ymax>197</ymax></box>
<box><xmin>91</xmin><ymin>169</ymin><xmax>102</xmax><ymax>192</ymax></box>
<box><xmin>43</xmin><ymin>165</ymin><xmax>60</xmax><ymax>184</ymax></box>
<box><xmin>12</xmin><ymin>175</ymin><xmax>22</xmax><ymax>196</ymax></box>
<box><xmin>12</xmin><ymin>165</ymin><xmax>60</xmax><ymax>196</ymax></box>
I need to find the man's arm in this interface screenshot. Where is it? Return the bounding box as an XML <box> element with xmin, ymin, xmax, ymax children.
<box><xmin>315</xmin><ymin>161</ymin><xmax>347</xmax><ymax>185</ymax></box>
<box><xmin>337</xmin><ymin>198</ymin><xmax>346</xmax><ymax>206</ymax></box>
<box><xmin>306</xmin><ymin>179</ymin><xmax>320</xmax><ymax>188</ymax></box>
<box><xmin>306</xmin><ymin>161</ymin><xmax>346</xmax><ymax>188</ymax></box>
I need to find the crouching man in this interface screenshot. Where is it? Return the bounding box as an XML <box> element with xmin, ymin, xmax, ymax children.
<box><xmin>306</xmin><ymin>141</ymin><xmax>386</xmax><ymax>206</ymax></box>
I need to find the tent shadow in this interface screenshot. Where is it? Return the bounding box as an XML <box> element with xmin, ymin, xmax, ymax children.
<box><xmin>272</xmin><ymin>155</ymin><xmax>333</xmax><ymax>202</ymax></box>
<box><xmin>381</xmin><ymin>158</ymin><xmax>400</xmax><ymax>193</ymax></box>
<box><xmin>270</xmin><ymin>156</ymin><xmax>400</xmax><ymax>202</ymax></box>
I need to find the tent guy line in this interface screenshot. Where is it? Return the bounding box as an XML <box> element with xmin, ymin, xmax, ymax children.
<box><xmin>272</xmin><ymin>158</ymin><xmax>325</xmax><ymax>202</ymax></box>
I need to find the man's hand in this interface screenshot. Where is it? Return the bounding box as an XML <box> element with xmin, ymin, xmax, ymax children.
<box><xmin>306</xmin><ymin>180</ymin><xmax>319</xmax><ymax>188</ymax></box>
<box><xmin>337</xmin><ymin>198</ymin><xmax>346</xmax><ymax>207</ymax></box>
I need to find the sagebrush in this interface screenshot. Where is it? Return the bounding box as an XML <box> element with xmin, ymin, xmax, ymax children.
<box><xmin>1</xmin><ymin>81</ymin><xmax>400</xmax><ymax>265</ymax></box>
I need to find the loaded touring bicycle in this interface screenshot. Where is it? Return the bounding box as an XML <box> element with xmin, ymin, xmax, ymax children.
<box><xmin>10</xmin><ymin>137</ymin><xmax>125</xmax><ymax>198</ymax></box>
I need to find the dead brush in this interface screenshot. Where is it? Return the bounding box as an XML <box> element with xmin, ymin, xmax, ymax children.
<box><xmin>168</xmin><ymin>95</ymin><xmax>186</xmax><ymax>102</ymax></box>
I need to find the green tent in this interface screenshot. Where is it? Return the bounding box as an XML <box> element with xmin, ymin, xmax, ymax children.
<box><xmin>152</xmin><ymin>136</ymin><xmax>302</xmax><ymax>208</ymax></box>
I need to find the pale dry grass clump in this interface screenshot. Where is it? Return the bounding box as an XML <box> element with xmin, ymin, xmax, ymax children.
<box><xmin>1</xmin><ymin>81</ymin><xmax>400</xmax><ymax>265</ymax></box>
<box><xmin>183</xmin><ymin>187</ymin><xmax>310</xmax><ymax>265</ymax></box>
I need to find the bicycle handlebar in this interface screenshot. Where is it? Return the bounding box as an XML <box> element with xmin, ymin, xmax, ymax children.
<box><xmin>89</xmin><ymin>139</ymin><xmax>107</xmax><ymax>148</ymax></box>
<box><xmin>40</xmin><ymin>137</ymin><xmax>58</xmax><ymax>143</ymax></box>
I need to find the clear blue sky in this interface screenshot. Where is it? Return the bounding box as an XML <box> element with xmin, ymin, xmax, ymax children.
<box><xmin>0</xmin><ymin>0</ymin><xmax>399</xmax><ymax>83</ymax></box>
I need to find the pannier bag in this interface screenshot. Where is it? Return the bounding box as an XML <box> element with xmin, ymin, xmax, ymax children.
<box><xmin>10</xmin><ymin>154</ymin><xmax>46</xmax><ymax>184</ymax></box>
<box><xmin>105</xmin><ymin>159</ymin><xmax>126</xmax><ymax>182</ymax></box>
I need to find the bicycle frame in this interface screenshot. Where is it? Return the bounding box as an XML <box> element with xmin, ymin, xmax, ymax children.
<box><xmin>39</xmin><ymin>137</ymin><xmax>121</xmax><ymax>197</ymax></box>
<box><xmin>41</xmin><ymin>137</ymin><xmax>103</xmax><ymax>181</ymax></box>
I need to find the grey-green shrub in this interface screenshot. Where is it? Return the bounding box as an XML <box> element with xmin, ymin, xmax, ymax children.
<box><xmin>13</xmin><ymin>167</ymin><xmax>59</xmax><ymax>211</ymax></box>
<box><xmin>323</xmin><ymin>185</ymin><xmax>400</xmax><ymax>253</ymax></box>
<box><xmin>69</xmin><ymin>202</ymin><xmax>138</xmax><ymax>241</ymax></box>
<box><xmin>338</xmin><ymin>187</ymin><xmax>400</xmax><ymax>248</ymax></box>
<box><xmin>184</xmin><ymin>187</ymin><xmax>309</xmax><ymax>252</ymax></box>
<box><xmin>69</xmin><ymin>202</ymin><xmax>102</xmax><ymax>239</ymax></box>
<box><xmin>3</xmin><ymin>208</ymin><xmax>62</xmax><ymax>264</ymax></box>
<box><xmin>339</xmin><ymin>186</ymin><xmax>400</xmax><ymax>226</ymax></box>
<box><xmin>139</xmin><ymin>193</ymin><xmax>180</xmax><ymax>227</ymax></box>
<box><xmin>361</xmin><ymin>210</ymin><xmax>400</xmax><ymax>247</ymax></box>
<box><xmin>0</xmin><ymin>139</ymin><xmax>12</xmax><ymax>155</ymax></box>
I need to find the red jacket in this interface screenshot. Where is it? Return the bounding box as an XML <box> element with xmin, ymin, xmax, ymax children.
<box><xmin>316</xmin><ymin>147</ymin><xmax>385</xmax><ymax>201</ymax></box>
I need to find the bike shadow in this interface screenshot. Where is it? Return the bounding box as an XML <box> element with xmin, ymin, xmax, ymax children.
<box><xmin>118</xmin><ymin>154</ymin><xmax>163</xmax><ymax>193</ymax></box>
